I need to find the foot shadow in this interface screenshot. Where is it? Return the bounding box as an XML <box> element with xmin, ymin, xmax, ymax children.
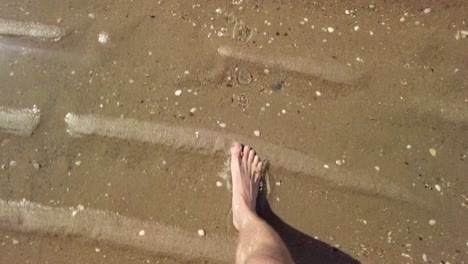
<box><xmin>256</xmin><ymin>174</ymin><xmax>360</xmax><ymax>264</ymax></box>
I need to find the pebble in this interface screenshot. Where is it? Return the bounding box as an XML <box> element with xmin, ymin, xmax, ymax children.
<box><xmin>335</xmin><ymin>160</ymin><xmax>343</xmax><ymax>166</ymax></box>
<box><xmin>139</xmin><ymin>230</ymin><xmax>145</xmax><ymax>236</ymax></box>
<box><xmin>315</xmin><ymin>91</ymin><xmax>322</xmax><ymax>96</ymax></box>
<box><xmin>406</xmin><ymin>145</ymin><xmax>412</xmax><ymax>149</ymax></box>
<box><xmin>428</xmin><ymin>219</ymin><xmax>436</xmax><ymax>226</ymax></box>
<box><xmin>33</xmin><ymin>161</ymin><xmax>40</xmax><ymax>169</ymax></box>
<box><xmin>237</xmin><ymin>69</ymin><xmax>253</xmax><ymax>85</ymax></box>
<box><xmin>354</xmin><ymin>25</ymin><xmax>360</xmax><ymax>31</ymax></box>
<box><xmin>190</xmin><ymin>107</ymin><xmax>197</xmax><ymax>114</ymax></box>
<box><xmin>253</xmin><ymin>130</ymin><xmax>261</xmax><ymax>137</ymax></box>
<box><xmin>98</xmin><ymin>32</ymin><xmax>109</xmax><ymax>44</ymax></box>
<box><xmin>429</xmin><ymin>148</ymin><xmax>437</xmax><ymax>157</ymax></box>
<box><xmin>423</xmin><ymin>8</ymin><xmax>431</xmax><ymax>14</ymax></box>
<box><xmin>400</xmin><ymin>17</ymin><xmax>406</xmax><ymax>22</ymax></box>
<box><xmin>324</xmin><ymin>164</ymin><xmax>329</xmax><ymax>169</ymax></box>
<box><xmin>12</xmin><ymin>239</ymin><xmax>19</xmax><ymax>245</ymax></box>
<box><xmin>327</xmin><ymin>27</ymin><xmax>334</xmax><ymax>33</ymax></box>
<box><xmin>434</xmin><ymin>184</ymin><xmax>441</xmax><ymax>192</ymax></box>
<box><xmin>422</xmin><ymin>253</ymin><xmax>428</xmax><ymax>262</ymax></box>
<box><xmin>9</xmin><ymin>161</ymin><xmax>17</xmax><ymax>167</ymax></box>
<box><xmin>75</xmin><ymin>161</ymin><xmax>82</xmax><ymax>166</ymax></box>
<box><xmin>272</xmin><ymin>80</ymin><xmax>283</xmax><ymax>91</ymax></box>
<box><xmin>368</xmin><ymin>4</ymin><xmax>375</xmax><ymax>9</ymax></box>
<box><xmin>216</xmin><ymin>181</ymin><xmax>223</xmax><ymax>187</ymax></box>
<box><xmin>219</xmin><ymin>123</ymin><xmax>226</xmax><ymax>128</ymax></box>
<box><xmin>175</xmin><ymin>90</ymin><xmax>182</xmax><ymax>96</ymax></box>
<box><xmin>198</xmin><ymin>229</ymin><xmax>206</xmax><ymax>237</ymax></box>
<box><xmin>374</xmin><ymin>166</ymin><xmax>380</xmax><ymax>171</ymax></box>
<box><xmin>95</xmin><ymin>247</ymin><xmax>102</xmax><ymax>252</ymax></box>
<box><xmin>1</xmin><ymin>164</ymin><xmax>6</xmax><ymax>170</ymax></box>
<box><xmin>264</xmin><ymin>69</ymin><xmax>270</xmax><ymax>75</ymax></box>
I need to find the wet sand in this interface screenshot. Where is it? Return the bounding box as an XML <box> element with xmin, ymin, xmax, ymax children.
<box><xmin>0</xmin><ymin>0</ymin><xmax>467</xmax><ymax>263</ymax></box>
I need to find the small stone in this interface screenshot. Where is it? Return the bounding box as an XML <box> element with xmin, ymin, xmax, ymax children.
<box><xmin>429</xmin><ymin>148</ymin><xmax>437</xmax><ymax>157</ymax></box>
<box><xmin>12</xmin><ymin>239</ymin><xmax>19</xmax><ymax>245</ymax></box>
<box><xmin>139</xmin><ymin>230</ymin><xmax>145</xmax><ymax>236</ymax></box>
<box><xmin>33</xmin><ymin>161</ymin><xmax>40</xmax><ymax>169</ymax></box>
<box><xmin>327</xmin><ymin>27</ymin><xmax>334</xmax><ymax>33</ymax></box>
<box><xmin>1</xmin><ymin>164</ymin><xmax>6</xmax><ymax>170</ymax></box>
<box><xmin>422</xmin><ymin>253</ymin><xmax>428</xmax><ymax>262</ymax></box>
<box><xmin>128</xmin><ymin>79</ymin><xmax>134</xmax><ymax>84</ymax></box>
<box><xmin>368</xmin><ymin>4</ymin><xmax>375</xmax><ymax>9</ymax></box>
<box><xmin>335</xmin><ymin>160</ymin><xmax>343</xmax><ymax>166</ymax></box>
<box><xmin>406</xmin><ymin>145</ymin><xmax>412</xmax><ymax>149</ymax></box>
<box><xmin>423</xmin><ymin>8</ymin><xmax>431</xmax><ymax>14</ymax></box>
<box><xmin>253</xmin><ymin>130</ymin><xmax>261</xmax><ymax>137</ymax></box>
<box><xmin>264</xmin><ymin>69</ymin><xmax>270</xmax><ymax>75</ymax></box>
<box><xmin>190</xmin><ymin>107</ymin><xmax>197</xmax><ymax>114</ymax></box>
<box><xmin>216</xmin><ymin>181</ymin><xmax>223</xmax><ymax>187</ymax></box>
<box><xmin>272</xmin><ymin>80</ymin><xmax>283</xmax><ymax>91</ymax></box>
<box><xmin>316</xmin><ymin>91</ymin><xmax>322</xmax><ymax>96</ymax></box>
<box><xmin>281</xmin><ymin>109</ymin><xmax>286</xmax><ymax>114</ymax></box>
<box><xmin>219</xmin><ymin>123</ymin><xmax>226</xmax><ymax>128</ymax></box>
<box><xmin>9</xmin><ymin>161</ymin><xmax>17</xmax><ymax>167</ymax></box>
<box><xmin>434</xmin><ymin>184</ymin><xmax>441</xmax><ymax>192</ymax></box>
<box><xmin>98</xmin><ymin>32</ymin><xmax>109</xmax><ymax>44</ymax></box>
<box><xmin>56</xmin><ymin>18</ymin><xmax>63</xmax><ymax>24</ymax></box>
<box><xmin>184</xmin><ymin>70</ymin><xmax>190</xmax><ymax>75</ymax></box>
<box><xmin>88</xmin><ymin>13</ymin><xmax>96</xmax><ymax>19</ymax></box>
<box><xmin>198</xmin><ymin>229</ymin><xmax>206</xmax><ymax>237</ymax></box>
<box><xmin>400</xmin><ymin>17</ymin><xmax>406</xmax><ymax>22</ymax></box>
<box><xmin>374</xmin><ymin>166</ymin><xmax>380</xmax><ymax>171</ymax></box>
<box><xmin>428</xmin><ymin>219</ymin><xmax>436</xmax><ymax>226</ymax></box>
<box><xmin>354</xmin><ymin>25</ymin><xmax>360</xmax><ymax>31</ymax></box>
<box><xmin>276</xmin><ymin>181</ymin><xmax>281</xmax><ymax>186</ymax></box>
<box><xmin>75</xmin><ymin>161</ymin><xmax>82</xmax><ymax>166</ymax></box>
<box><xmin>324</xmin><ymin>164</ymin><xmax>329</xmax><ymax>169</ymax></box>
<box><xmin>175</xmin><ymin>90</ymin><xmax>182</xmax><ymax>96</ymax></box>
<box><xmin>95</xmin><ymin>247</ymin><xmax>101</xmax><ymax>252</ymax></box>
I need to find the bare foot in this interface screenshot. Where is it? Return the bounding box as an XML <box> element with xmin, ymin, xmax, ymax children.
<box><xmin>230</xmin><ymin>141</ymin><xmax>262</xmax><ymax>231</ymax></box>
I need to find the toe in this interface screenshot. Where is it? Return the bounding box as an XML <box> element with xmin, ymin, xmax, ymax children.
<box><xmin>230</xmin><ymin>141</ymin><xmax>242</xmax><ymax>157</ymax></box>
<box><xmin>248</xmin><ymin>149</ymin><xmax>256</xmax><ymax>170</ymax></box>
<box><xmin>252</xmin><ymin>155</ymin><xmax>259</xmax><ymax>170</ymax></box>
<box><xmin>254</xmin><ymin>161</ymin><xmax>263</xmax><ymax>182</ymax></box>
<box><xmin>242</xmin><ymin>145</ymin><xmax>250</xmax><ymax>164</ymax></box>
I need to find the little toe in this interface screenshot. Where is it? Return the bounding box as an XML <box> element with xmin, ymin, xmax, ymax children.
<box><xmin>254</xmin><ymin>161</ymin><xmax>263</xmax><ymax>182</ymax></box>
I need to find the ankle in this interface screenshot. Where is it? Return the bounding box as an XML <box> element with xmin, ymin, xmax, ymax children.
<box><xmin>235</xmin><ymin>207</ymin><xmax>258</xmax><ymax>231</ymax></box>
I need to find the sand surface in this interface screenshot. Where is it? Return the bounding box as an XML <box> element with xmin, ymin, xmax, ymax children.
<box><xmin>0</xmin><ymin>0</ymin><xmax>467</xmax><ymax>263</ymax></box>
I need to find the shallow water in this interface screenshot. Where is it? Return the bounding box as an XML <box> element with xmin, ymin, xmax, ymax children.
<box><xmin>0</xmin><ymin>1</ymin><xmax>467</xmax><ymax>263</ymax></box>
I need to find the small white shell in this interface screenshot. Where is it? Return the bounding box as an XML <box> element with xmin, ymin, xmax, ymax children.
<box><xmin>198</xmin><ymin>229</ymin><xmax>206</xmax><ymax>237</ymax></box>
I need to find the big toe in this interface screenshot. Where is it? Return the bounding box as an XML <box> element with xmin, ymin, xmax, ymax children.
<box><xmin>230</xmin><ymin>141</ymin><xmax>242</xmax><ymax>157</ymax></box>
